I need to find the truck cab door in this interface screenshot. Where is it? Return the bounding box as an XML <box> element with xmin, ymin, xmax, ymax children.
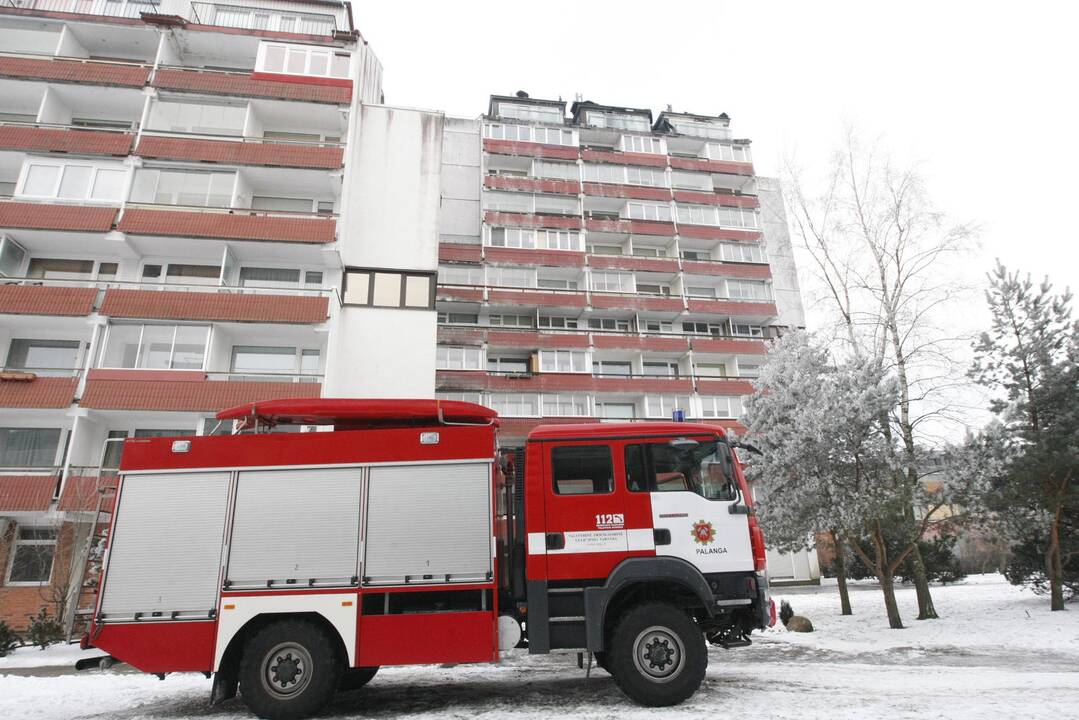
<box><xmin>628</xmin><ymin>438</ymin><xmax>753</xmax><ymax>575</ymax></box>
<box><xmin>541</xmin><ymin>442</ymin><xmax>627</xmax><ymax>582</ymax></box>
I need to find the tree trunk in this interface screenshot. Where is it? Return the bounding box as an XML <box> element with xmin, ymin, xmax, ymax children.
<box><xmin>908</xmin><ymin>542</ymin><xmax>939</xmax><ymax>619</ymax></box>
<box><xmin>1048</xmin><ymin>511</ymin><xmax>1065</xmax><ymax>611</ymax></box>
<box><xmin>880</xmin><ymin>572</ymin><xmax>905</xmax><ymax>629</ymax></box>
<box><xmin>831</xmin><ymin>530</ymin><xmax>853</xmax><ymax>615</ymax></box>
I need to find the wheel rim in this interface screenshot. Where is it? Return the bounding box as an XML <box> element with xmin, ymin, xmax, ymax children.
<box><xmin>260</xmin><ymin>641</ymin><xmax>314</xmax><ymax>699</ymax></box>
<box><xmin>632</xmin><ymin>625</ymin><xmax>685</xmax><ymax>683</ymax></box>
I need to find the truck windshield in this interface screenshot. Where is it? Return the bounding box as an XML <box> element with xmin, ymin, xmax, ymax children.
<box><xmin>625</xmin><ymin>440</ymin><xmax>737</xmax><ymax>501</ymax></box>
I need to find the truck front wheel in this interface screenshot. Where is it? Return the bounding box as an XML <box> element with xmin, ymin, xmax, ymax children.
<box><xmin>607</xmin><ymin>602</ymin><xmax>706</xmax><ymax>706</ymax></box>
<box><xmin>238</xmin><ymin>619</ymin><xmax>343</xmax><ymax>720</ymax></box>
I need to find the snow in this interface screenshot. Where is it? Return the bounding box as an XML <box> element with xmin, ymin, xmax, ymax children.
<box><xmin>1</xmin><ymin>574</ymin><xmax>1076</xmax><ymax>720</ymax></box>
<box><xmin>0</xmin><ymin>643</ymin><xmax>107</xmax><ymax>669</ymax></box>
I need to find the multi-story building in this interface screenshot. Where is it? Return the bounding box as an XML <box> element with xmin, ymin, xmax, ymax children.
<box><xmin>434</xmin><ymin>93</ymin><xmax>805</xmax><ymax>442</ymax></box>
<box><xmin>0</xmin><ymin>0</ymin><xmax>445</xmax><ymax>631</ymax></box>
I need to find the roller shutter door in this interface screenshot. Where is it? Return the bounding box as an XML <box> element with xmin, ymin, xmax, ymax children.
<box><xmin>100</xmin><ymin>472</ymin><xmax>230</xmax><ymax>618</ymax></box>
<box><xmin>227</xmin><ymin>467</ymin><xmax>362</xmax><ymax>588</ymax></box>
<box><xmin>364</xmin><ymin>462</ymin><xmax>491</xmax><ymax>585</ymax></box>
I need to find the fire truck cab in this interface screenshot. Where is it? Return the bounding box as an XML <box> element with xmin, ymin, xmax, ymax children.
<box><xmin>86</xmin><ymin>399</ymin><xmax>772</xmax><ymax>720</ymax></box>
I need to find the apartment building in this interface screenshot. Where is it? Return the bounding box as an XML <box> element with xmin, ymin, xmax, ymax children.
<box><xmin>0</xmin><ymin>0</ymin><xmax>444</xmax><ymax>630</ymax></box>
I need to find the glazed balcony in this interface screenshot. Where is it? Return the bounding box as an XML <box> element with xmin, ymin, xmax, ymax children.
<box><xmin>1</xmin><ymin>0</ymin><xmax>159</xmax><ymax>19</ymax></box>
<box><xmin>581</xmin><ymin>148</ymin><xmax>668</xmax><ymax>169</ymax></box>
<box><xmin>117</xmin><ymin>204</ymin><xmax>337</xmax><ymax>243</ymax></box>
<box><xmin>0</xmin><ymin>369</ymin><xmax>79</xmax><ymax>408</ymax></box>
<box><xmin>0</xmin><ymin>53</ymin><xmax>150</xmax><ymax>88</ymax></box>
<box><xmin>685</xmin><ymin>298</ymin><xmax>777</xmax><ymax>320</ymax></box>
<box><xmin>590</xmin><ymin>290</ymin><xmax>683</xmax><ymax>313</ymax></box>
<box><xmin>80</xmin><ymin>368</ymin><xmax>321</xmax><ymax>412</ymax></box>
<box><xmin>484</xmin><ymin>210</ymin><xmax>582</xmax><ymax>230</ymax></box>
<box><xmin>485</xmin><ymin>246</ymin><xmax>585</xmax><ymax>268</ymax></box>
<box><xmin>188</xmin><ymin>2</ymin><xmax>339</xmax><ymax>37</ymax></box>
<box><xmin>482</xmin><ymin>138</ymin><xmax>578</xmax><ymax>161</ymax></box>
<box><xmin>582</xmin><ymin>182</ymin><xmax>671</xmax><ymax>202</ymax></box>
<box><xmin>688</xmin><ymin>336</ymin><xmax>769</xmax><ymax>355</ymax></box>
<box><xmin>588</xmin><ymin>254</ymin><xmax>679</xmax><ymax>273</ymax></box>
<box><xmin>681</xmin><ymin>260</ymin><xmax>772</xmax><ymax>280</ymax></box>
<box><xmin>152</xmin><ymin>65</ymin><xmax>351</xmax><ymax>105</ymax></box>
<box><xmin>436</xmin><ymin>369</ymin><xmax>694</xmax><ymax>395</ymax></box>
<box><xmin>135</xmin><ymin>132</ymin><xmax>344</xmax><ymax>170</ymax></box>
<box><xmin>484</xmin><ymin>175</ymin><xmax>580</xmax><ymax>196</ymax></box>
<box><xmin>0</xmin><ymin>121</ymin><xmax>133</xmax><ymax>156</ymax></box>
<box><xmin>585</xmin><ymin>218</ymin><xmax>675</xmax><ymax>237</ymax></box>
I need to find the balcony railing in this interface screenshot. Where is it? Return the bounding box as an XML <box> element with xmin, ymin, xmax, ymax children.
<box><xmin>3</xmin><ymin>0</ymin><xmax>159</xmax><ymax>18</ymax></box>
<box><xmin>437</xmin><ymin>321</ymin><xmax>774</xmax><ymax>345</ymax></box>
<box><xmin>2</xmin><ymin>276</ymin><xmax>340</xmax><ymax>303</ymax></box>
<box><xmin>189</xmin><ymin>1</ymin><xmax>337</xmax><ymax>35</ymax></box>
<box><xmin>206</xmin><ymin>370</ymin><xmax>323</xmax><ymax>384</ymax></box>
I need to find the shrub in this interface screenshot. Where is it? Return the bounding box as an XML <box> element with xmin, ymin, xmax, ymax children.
<box><xmin>26</xmin><ymin>607</ymin><xmax>63</xmax><ymax>649</ymax></box>
<box><xmin>0</xmin><ymin>620</ymin><xmax>20</xmax><ymax>657</ymax></box>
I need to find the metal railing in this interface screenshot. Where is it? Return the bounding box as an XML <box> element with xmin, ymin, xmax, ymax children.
<box><xmin>2</xmin><ymin>0</ymin><xmax>159</xmax><ymax>18</ymax></box>
<box><xmin>138</xmin><ymin>128</ymin><xmax>344</xmax><ymax>148</ymax></box>
<box><xmin>0</xmin><ymin>366</ymin><xmax>81</xmax><ymax>378</ymax></box>
<box><xmin>437</xmin><ymin>321</ymin><xmax>771</xmax><ymax>343</ymax></box>
<box><xmin>1</xmin><ymin>275</ymin><xmax>339</xmax><ymax>302</ymax></box>
<box><xmin>188</xmin><ymin>1</ymin><xmax>336</xmax><ymax>35</ymax></box>
<box><xmin>206</xmin><ymin>370</ymin><xmax>323</xmax><ymax>384</ymax></box>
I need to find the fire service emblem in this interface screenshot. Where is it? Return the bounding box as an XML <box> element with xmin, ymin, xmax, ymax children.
<box><xmin>691</xmin><ymin>520</ymin><xmax>715</xmax><ymax>545</ymax></box>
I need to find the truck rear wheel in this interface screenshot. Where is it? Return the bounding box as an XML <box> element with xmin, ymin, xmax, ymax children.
<box><xmin>238</xmin><ymin>619</ymin><xmax>342</xmax><ymax>720</ymax></box>
<box><xmin>608</xmin><ymin>602</ymin><xmax>706</xmax><ymax>706</ymax></box>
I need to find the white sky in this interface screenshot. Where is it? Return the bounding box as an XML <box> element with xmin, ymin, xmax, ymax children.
<box><xmin>355</xmin><ymin>0</ymin><xmax>1078</xmax><ymax>435</ymax></box>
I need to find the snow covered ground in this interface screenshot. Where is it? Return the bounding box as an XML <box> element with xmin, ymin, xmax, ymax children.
<box><xmin>0</xmin><ymin>574</ymin><xmax>1075</xmax><ymax>719</ymax></box>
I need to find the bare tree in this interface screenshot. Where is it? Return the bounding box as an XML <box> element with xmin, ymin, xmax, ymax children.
<box><xmin>784</xmin><ymin>131</ymin><xmax>977</xmax><ymax>620</ymax></box>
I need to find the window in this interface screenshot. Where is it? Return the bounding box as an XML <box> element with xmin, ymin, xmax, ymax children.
<box><xmin>99</xmin><ymin>324</ymin><xmax>209</xmax><ymax>370</ymax></box>
<box><xmin>683</xmin><ymin>321</ymin><xmax>722</xmax><ymax>336</ymax></box>
<box><xmin>643</xmin><ymin>361</ymin><xmax>679</xmax><ymax>378</ymax></box>
<box><xmin>165</xmin><ymin>264</ymin><xmax>221</xmax><ymax>286</ymax></box>
<box><xmin>5</xmin><ymin>339</ymin><xmax>80</xmax><ymax>373</ymax></box>
<box><xmin>668</xmin><ymin>118</ymin><xmax>729</xmax><ymax>140</ymax></box>
<box><xmin>727</xmin><ymin>280</ymin><xmax>771</xmax><ymax>301</ymax></box>
<box><xmin>483</xmin><ymin>191</ymin><xmax>579</xmax><ymax>216</ymax></box>
<box><xmin>705</xmin><ymin>142</ymin><xmax>752</xmax><ymax>163</ymax></box>
<box><xmin>624</xmin><ymin>441</ymin><xmax>735</xmax><ymax>499</ymax></box>
<box><xmin>645</xmin><ymin>395</ymin><xmax>690</xmax><ymax>418</ymax></box>
<box><xmin>543</xmin><ymin>394</ymin><xmax>591</xmax><ymax>417</ymax></box>
<box><xmin>487</xmin><ymin>266</ymin><xmax>534</xmax><ymax>288</ymax></box>
<box><xmin>496</xmin><ymin>102</ymin><xmax>564</xmax><ymax>124</ymax></box>
<box><xmin>230</xmin><ymin>346</ymin><xmax>310</xmax><ymax>376</ymax></box>
<box><xmin>0</xmin><ymin>428</ymin><xmax>61</xmax><ymax>467</ymax></box>
<box><xmin>239</xmin><ymin>267</ymin><xmax>302</xmax><ymax>288</ymax></box>
<box><xmin>26</xmin><ymin>258</ymin><xmax>94</xmax><ymax>280</ymax></box>
<box><xmin>343</xmin><ymin>269</ymin><xmax>435</xmax><ymax>309</ymax></box>
<box><xmin>146</xmin><ymin>98</ymin><xmax>246</xmax><ymax>136</ymax></box>
<box><xmin>700</xmin><ymin>396</ymin><xmax>742</xmax><ymax>419</ymax></box>
<box><xmin>551</xmin><ymin>445</ymin><xmax>613</xmax><ymax>495</ymax></box>
<box><xmin>537</xmin><ymin>277</ymin><xmax>577</xmax><ymax>290</ymax></box>
<box><xmin>632</xmin><ymin>245</ymin><xmax>665</xmax><ymax>257</ymax></box>
<box><xmin>590</xmin><ymin>271</ymin><xmax>634</xmax><ymax>293</ymax></box>
<box><xmin>436</xmin><ymin>391</ymin><xmax>484</xmax><ymax>405</ymax></box>
<box><xmin>583</xmin><ymin>110</ymin><xmax>650</xmax><ymax>131</ymax></box>
<box><xmin>681</xmin><ymin>250</ymin><xmax>710</xmax><ymax>261</ymax></box>
<box><xmin>593</xmin><ymin>359</ymin><xmax>631</xmax><ymax>376</ymax></box>
<box><xmin>582</xmin><ymin>164</ymin><xmax>666</xmax><ymax>187</ymax></box>
<box><xmin>731</xmin><ymin>323</ymin><xmax>764</xmax><ymax>338</ymax></box>
<box><xmin>588</xmin><ymin>317</ymin><xmax>632</xmax><ymax>332</ymax></box>
<box><xmin>257</xmin><ymin>42</ymin><xmax>350</xmax><ymax>79</ymax></box>
<box><xmin>587</xmin><ymin>243</ymin><xmax>623</xmax><ymax>256</ymax></box>
<box><xmin>719</xmin><ymin>242</ymin><xmax>767</xmax><ymax>264</ymax></box>
<box><xmin>625</xmin><ymin>201</ymin><xmax>672</xmax><ymax>222</ymax></box>
<box><xmin>438</xmin><ymin>312</ymin><xmax>479</xmax><ymax>325</ymax></box>
<box><xmin>18</xmin><ymin>161</ymin><xmax>126</xmax><ymax>202</ymax></box>
<box><xmin>488</xmin><ymin>227</ymin><xmax>534</xmax><ymax>249</ymax></box>
<box><xmin>438</xmin><ymin>264</ymin><xmax>484</xmax><ymax>285</ymax></box>
<box><xmin>533</xmin><ymin>161</ymin><xmax>578</xmax><ymax>180</ymax></box>
<box><xmin>597</xmin><ymin>402</ymin><xmax>636</xmax><ymax>419</ymax></box>
<box><xmin>670</xmin><ymin>170</ymin><xmax>713</xmax><ymax>191</ymax></box>
<box><xmin>6</xmin><ymin>527</ymin><xmax>58</xmax><ymax>584</ymax></box>
<box><xmin>620</xmin><ymin>135</ymin><xmax>663</xmax><ymax>154</ymax></box>
<box><xmin>695</xmin><ymin>363</ymin><xmax>728</xmax><ymax>378</ymax></box>
<box><xmin>644</xmin><ymin>320</ymin><xmax>673</xmax><ymax>333</ymax></box>
<box><xmin>484</xmin><ymin>123</ymin><xmax>575</xmax><ymax>146</ymax></box>
<box><xmin>487</xmin><ymin>356</ymin><xmax>529</xmax><ymax>373</ymax></box>
<box><xmin>488</xmin><ymin>314</ymin><xmax>534</xmax><ymax>328</ymax></box>
<box><xmin>539</xmin><ymin>350</ymin><xmax>589</xmax><ymax>373</ymax></box>
<box><xmin>636</xmin><ymin>283</ymin><xmax>671</xmax><ymax>296</ymax></box>
<box><xmin>676</xmin><ymin>204</ymin><xmax>759</xmax><ymax>229</ymax></box>
<box><xmin>252</xmin><ymin>196</ymin><xmax>314</xmax><ymax>212</ymax></box>
<box><xmin>436</xmin><ymin>346</ymin><xmax>483</xmax><ymax>371</ymax></box>
<box><xmin>738</xmin><ymin>362</ymin><xmax>761</xmax><ymax>378</ymax></box>
<box><xmin>686</xmin><ymin>285</ymin><xmax>718</xmax><ymax>299</ymax></box>
<box><xmin>0</xmin><ymin>235</ymin><xmax>26</xmax><ymax>276</ymax></box>
<box><xmin>130</xmin><ymin>168</ymin><xmax>234</xmax><ymax>207</ymax></box>
<box><xmin>538</xmin><ymin>316</ymin><xmax>578</xmax><ymax>330</ymax></box>
<box><xmin>487</xmin><ymin>393</ymin><xmax>539</xmax><ymax>417</ymax></box>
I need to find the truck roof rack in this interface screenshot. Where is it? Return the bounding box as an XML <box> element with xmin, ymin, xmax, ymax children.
<box><xmin>216</xmin><ymin>398</ymin><xmax>499</xmax><ymax>430</ymax></box>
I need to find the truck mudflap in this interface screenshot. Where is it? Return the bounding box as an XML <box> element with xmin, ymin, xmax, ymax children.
<box><xmin>758</xmin><ymin>572</ymin><xmax>775</xmax><ymax>629</ymax></box>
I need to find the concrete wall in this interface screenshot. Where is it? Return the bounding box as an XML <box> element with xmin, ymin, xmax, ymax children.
<box><xmin>757</xmin><ymin>176</ymin><xmax>806</xmax><ymax>333</ymax></box>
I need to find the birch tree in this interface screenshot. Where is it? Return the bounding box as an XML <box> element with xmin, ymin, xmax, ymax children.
<box><xmin>784</xmin><ymin>132</ymin><xmax>976</xmax><ymax>620</ymax></box>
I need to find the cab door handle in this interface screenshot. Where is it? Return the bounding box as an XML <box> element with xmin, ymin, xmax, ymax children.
<box><xmin>545</xmin><ymin>533</ymin><xmax>565</xmax><ymax>551</ymax></box>
<box><xmin>653</xmin><ymin>529</ymin><xmax>671</xmax><ymax>545</ymax></box>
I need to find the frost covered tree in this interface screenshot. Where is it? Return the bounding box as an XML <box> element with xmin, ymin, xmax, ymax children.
<box><xmin>970</xmin><ymin>263</ymin><xmax>1079</xmax><ymax>610</ymax></box>
<box><xmin>745</xmin><ymin>332</ymin><xmax>941</xmax><ymax>629</ymax></box>
<box><xmin>784</xmin><ymin>132</ymin><xmax>976</xmax><ymax>620</ymax></box>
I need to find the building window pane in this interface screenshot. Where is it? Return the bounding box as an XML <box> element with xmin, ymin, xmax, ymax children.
<box><xmin>239</xmin><ymin>267</ymin><xmax>301</xmax><ymax>287</ymax></box>
<box><xmin>231</xmin><ymin>346</ymin><xmax>296</xmax><ymax>374</ymax></box>
<box><xmin>331</xmin><ymin>53</ymin><xmax>350</xmax><ymax>78</ymax></box>
<box><xmin>5</xmin><ymin>339</ymin><xmax>80</xmax><ymax>372</ymax></box>
<box><xmin>7</xmin><ymin>527</ymin><xmax>58</xmax><ymax>584</ymax></box>
<box><xmin>57</xmin><ymin>166</ymin><xmax>92</xmax><ymax>199</ymax></box>
<box><xmin>171</xmin><ymin>326</ymin><xmax>207</xmax><ymax>369</ymax></box>
<box><xmin>0</xmin><ymin>428</ymin><xmax>61</xmax><ymax>467</ymax></box>
<box><xmin>404</xmin><ymin>275</ymin><xmax>431</xmax><ymax>308</ymax></box>
<box><xmin>90</xmin><ymin>169</ymin><xmax>126</xmax><ymax>201</ymax></box>
<box><xmin>100</xmin><ymin>325</ymin><xmax>142</xmax><ymax>368</ymax></box>
<box><xmin>22</xmin><ymin>165</ymin><xmax>59</xmax><ymax>196</ymax></box>
<box><xmin>372</xmin><ymin>272</ymin><xmax>401</xmax><ymax>307</ymax></box>
<box><xmin>343</xmin><ymin>271</ymin><xmax>370</xmax><ymax>304</ymax></box>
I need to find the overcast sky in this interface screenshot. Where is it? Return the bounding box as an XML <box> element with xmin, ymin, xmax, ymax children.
<box><xmin>357</xmin><ymin>0</ymin><xmax>1077</xmax><ymax>432</ymax></box>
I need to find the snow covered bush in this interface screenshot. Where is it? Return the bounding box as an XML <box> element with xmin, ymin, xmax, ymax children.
<box><xmin>26</xmin><ymin>608</ymin><xmax>63</xmax><ymax>650</ymax></box>
<box><xmin>0</xmin><ymin>619</ymin><xmax>20</xmax><ymax>656</ymax></box>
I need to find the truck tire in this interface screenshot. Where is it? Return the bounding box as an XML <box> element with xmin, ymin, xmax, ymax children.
<box><xmin>238</xmin><ymin>619</ymin><xmax>343</xmax><ymax>720</ymax></box>
<box><xmin>339</xmin><ymin>666</ymin><xmax>379</xmax><ymax>691</ymax></box>
<box><xmin>607</xmin><ymin>602</ymin><xmax>706</xmax><ymax>706</ymax></box>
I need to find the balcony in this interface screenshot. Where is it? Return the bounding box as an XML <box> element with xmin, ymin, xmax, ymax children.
<box><xmin>585</xmin><ymin>218</ymin><xmax>675</xmax><ymax>237</ymax></box>
<box><xmin>487</xmin><ymin>330</ymin><xmax>590</xmax><ymax>350</ymax></box>
<box><xmin>438</xmin><ymin>244</ymin><xmax>483</xmax><ymax>263</ymax></box>
<box><xmin>590</xmin><ymin>291</ymin><xmax>683</xmax><ymax>313</ymax></box>
<box><xmin>117</xmin><ymin>204</ymin><xmax>337</xmax><ymax>243</ymax></box>
<box><xmin>484</xmin><ymin>210</ymin><xmax>582</xmax><ymax>230</ymax></box>
<box><xmin>153</xmin><ymin>65</ymin><xmax>351</xmax><ymax>105</ymax></box>
<box><xmin>0</xmin><ymin>283</ymin><xmax>97</xmax><ymax>316</ymax></box>
<box><xmin>0</xmin><ymin>370</ymin><xmax>78</xmax><ymax>408</ymax></box>
<box><xmin>669</xmin><ymin>156</ymin><xmax>754</xmax><ymax>177</ymax></box>
<box><xmin>99</xmin><ymin>286</ymin><xmax>332</xmax><ymax>323</ymax></box>
<box><xmin>672</xmin><ymin>189</ymin><xmax>759</xmax><ymax>209</ymax></box>
<box><xmin>482</xmin><ymin>138</ymin><xmax>578</xmax><ymax>161</ymax></box>
<box><xmin>0</xmin><ymin>53</ymin><xmax>151</xmax><ymax>88</ymax></box>
<box><xmin>688</xmin><ymin>336</ymin><xmax>768</xmax><ymax>355</ymax></box>
<box><xmin>487</xmin><ymin>286</ymin><xmax>588</xmax><ymax>310</ymax></box>
<box><xmin>0</xmin><ymin>198</ymin><xmax>119</xmax><ymax>231</ymax></box>
<box><xmin>485</xmin><ymin>246</ymin><xmax>585</xmax><ymax>268</ymax></box>
<box><xmin>0</xmin><ymin>121</ymin><xmax>134</xmax><ymax>156</ymax></box>
<box><xmin>436</xmin><ymin>370</ymin><xmax>694</xmax><ymax>395</ymax></box>
<box><xmin>685</xmin><ymin>298</ymin><xmax>777</xmax><ymax>319</ymax></box>
<box><xmin>80</xmin><ymin>368</ymin><xmax>321</xmax><ymax>412</ymax></box>
<box><xmin>681</xmin><ymin>260</ymin><xmax>772</xmax><ymax>280</ymax></box>
<box><xmin>592</xmin><ymin>333</ymin><xmax>690</xmax><ymax>353</ymax></box>
<box><xmin>696</xmin><ymin>378</ymin><xmax>755</xmax><ymax>395</ymax></box>
<box><xmin>588</xmin><ymin>254</ymin><xmax>679</xmax><ymax>273</ymax></box>
<box><xmin>582</xmin><ymin>182</ymin><xmax>671</xmax><ymax>202</ymax></box>
<box><xmin>135</xmin><ymin>132</ymin><xmax>344</xmax><ymax>170</ymax></box>
<box><xmin>1</xmin><ymin>0</ymin><xmax>158</xmax><ymax>20</ymax></box>
<box><xmin>0</xmin><ymin>472</ymin><xmax>59</xmax><ymax>512</ymax></box>
<box><xmin>483</xmin><ymin>175</ymin><xmax>580</xmax><ymax>196</ymax></box>
<box><xmin>581</xmin><ymin>148</ymin><xmax>668</xmax><ymax>169</ymax></box>
<box><xmin>188</xmin><ymin>2</ymin><xmax>338</xmax><ymax>37</ymax></box>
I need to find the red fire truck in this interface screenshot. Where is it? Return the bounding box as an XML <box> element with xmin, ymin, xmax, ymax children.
<box><xmin>84</xmin><ymin>398</ymin><xmax>773</xmax><ymax>720</ymax></box>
